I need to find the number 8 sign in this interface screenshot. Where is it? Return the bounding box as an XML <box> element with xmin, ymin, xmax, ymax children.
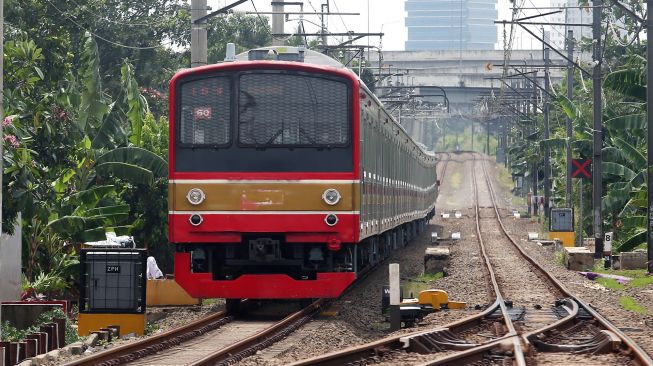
<box><xmin>604</xmin><ymin>232</ymin><xmax>613</xmax><ymax>252</ymax></box>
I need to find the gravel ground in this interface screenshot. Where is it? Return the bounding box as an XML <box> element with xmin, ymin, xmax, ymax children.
<box><xmin>483</xmin><ymin>156</ymin><xmax>653</xmax><ymax>360</ymax></box>
<box><xmin>49</xmin><ymin>153</ymin><xmax>624</xmax><ymax>366</ymax></box>
<box><xmin>237</xmin><ymin>153</ymin><xmax>493</xmax><ymax>366</ymax></box>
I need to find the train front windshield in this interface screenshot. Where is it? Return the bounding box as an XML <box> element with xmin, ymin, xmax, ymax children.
<box><xmin>175</xmin><ymin>70</ymin><xmax>353</xmax><ymax>173</ymax></box>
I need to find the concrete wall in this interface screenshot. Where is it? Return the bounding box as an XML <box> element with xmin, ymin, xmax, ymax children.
<box><xmin>0</xmin><ymin>214</ymin><xmax>22</xmax><ymax>302</ymax></box>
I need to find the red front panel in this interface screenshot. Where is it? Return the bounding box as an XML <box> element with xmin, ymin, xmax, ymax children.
<box><xmin>170</xmin><ymin>212</ymin><xmax>358</xmax><ymax>243</ymax></box>
<box><xmin>174</xmin><ymin>252</ymin><xmax>356</xmax><ymax>299</ymax></box>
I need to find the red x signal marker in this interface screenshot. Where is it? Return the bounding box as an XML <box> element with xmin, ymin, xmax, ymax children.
<box><xmin>571</xmin><ymin>159</ymin><xmax>592</xmax><ymax>179</ymax></box>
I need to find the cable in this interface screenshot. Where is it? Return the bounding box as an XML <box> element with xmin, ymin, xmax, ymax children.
<box><xmin>331</xmin><ymin>0</ymin><xmax>350</xmax><ymax>34</ymax></box>
<box><xmin>607</xmin><ymin>11</ymin><xmax>643</xmax><ymax>48</ymax></box>
<box><xmin>45</xmin><ymin>0</ymin><xmax>171</xmax><ymax>50</ymax></box>
<box><xmin>249</xmin><ymin>0</ymin><xmax>276</xmax><ymax>39</ymax></box>
<box><xmin>63</xmin><ymin>0</ymin><xmax>169</xmax><ymax>27</ymax></box>
<box><xmin>525</xmin><ymin>0</ymin><xmax>568</xmax><ymax>45</ymax></box>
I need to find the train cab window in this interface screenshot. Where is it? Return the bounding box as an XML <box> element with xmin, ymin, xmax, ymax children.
<box><xmin>238</xmin><ymin>72</ymin><xmax>349</xmax><ymax>147</ymax></box>
<box><xmin>179</xmin><ymin>77</ymin><xmax>231</xmax><ymax>146</ymax></box>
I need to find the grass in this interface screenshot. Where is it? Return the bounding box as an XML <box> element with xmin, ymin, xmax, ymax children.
<box><xmin>554</xmin><ymin>251</ymin><xmax>565</xmax><ymax>266</ymax></box>
<box><xmin>448</xmin><ymin>171</ymin><xmax>462</xmax><ymax>190</ymax></box>
<box><xmin>415</xmin><ymin>272</ymin><xmax>445</xmax><ymax>282</ymax></box>
<box><xmin>201</xmin><ymin>298</ymin><xmax>219</xmax><ymax>306</ymax></box>
<box><xmin>402</xmin><ymin>272</ymin><xmax>445</xmax><ymax>298</ymax></box>
<box><xmin>619</xmin><ymin>296</ymin><xmax>648</xmax><ymax>314</ymax></box>
<box><xmin>145</xmin><ymin>322</ymin><xmax>161</xmax><ymax>335</ymax></box>
<box><xmin>595</xmin><ymin>277</ymin><xmax>626</xmax><ymax>291</ymax></box>
<box><xmin>585</xmin><ymin>266</ymin><xmax>653</xmax><ymax>291</ymax></box>
<box><xmin>629</xmin><ymin>276</ymin><xmax>653</xmax><ymax>288</ymax></box>
<box><xmin>493</xmin><ymin>161</ymin><xmax>527</xmax><ymax>207</ymax></box>
<box><xmin>495</xmin><ymin>164</ymin><xmax>514</xmax><ymax>191</ymax></box>
<box><xmin>593</xmin><ymin>267</ymin><xmax>653</xmax><ymax>288</ymax></box>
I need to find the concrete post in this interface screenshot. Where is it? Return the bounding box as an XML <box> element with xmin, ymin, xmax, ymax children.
<box><xmin>272</xmin><ymin>1</ymin><xmax>285</xmax><ymax>46</ymax></box>
<box><xmin>190</xmin><ymin>0</ymin><xmax>208</xmax><ymax>67</ymax></box>
<box><xmin>0</xmin><ymin>214</ymin><xmax>22</xmax><ymax>303</ymax></box>
<box><xmin>566</xmin><ymin>30</ymin><xmax>574</xmax><ymax>209</ymax></box>
<box><xmin>592</xmin><ymin>0</ymin><xmax>604</xmax><ymax>258</ymax></box>
<box><xmin>543</xmin><ymin>48</ymin><xmax>551</xmax><ymax>219</ymax></box>
<box><xmin>0</xmin><ymin>0</ymin><xmax>4</xmax><ymax>342</ymax></box>
<box><xmin>389</xmin><ymin>263</ymin><xmax>401</xmax><ymax>331</ymax></box>
<box><xmin>648</xmin><ymin>0</ymin><xmax>653</xmax><ymax>273</ymax></box>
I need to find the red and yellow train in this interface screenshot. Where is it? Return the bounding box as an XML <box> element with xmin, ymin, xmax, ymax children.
<box><xmin>169</xmin><ymin>47</ymin><xmax>438</xmax><ymax>303</ymax></box>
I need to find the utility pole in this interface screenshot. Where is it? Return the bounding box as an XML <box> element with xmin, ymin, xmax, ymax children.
<box><xmin>471</xmin><ymin>119</ymin><xmax>474</xmax><ymax>152</ymax></box>
<box><xmin>190</xmin><ymin>0</ymin><xmax>208</xmax><ymax>67</ymax></box>
<box><xmin>647</xmin><ymin>0</ymin><xmax>653</xmax><ymax>273</ymax></box>
<box><xmin>543</xmin><ymin>47</ymin><xmax>551</xmax><ymax>219</ymax></box>
<box><xmin>320</xmin><ymin>1</ymin><xmax>329</xmax><ymax>47</ymax></box>
<box><xmin>532</xmin><ymin>71</ymin><xmax>538</xmax><ymax>216</ymax></box>
<box><xmin>0</xmin><ymin>0</ymin><xmax>4</xmax><ymax>342</ymax></box>
<box><xmin>486</xmin><ymin>119</ymin><xmax>490</xmax><ymax>155</ymax></box>
<box><xmin>593</xmin><ymin>0</ymin><xmax>604</xmax><ymax>259</ymax></box>
<box><xmin>566</xmin><ymin>30</ymin><xmax>574</xmax><ymax>209</ymax></box>
<box><xmin>524</xmin><ymin>80</ymin><xmax>535</xmax><ymax>217</ymax></box>
<box><xmin>272</xmin><ymin>1</ymin><xmax>286</xmax><ymax>46</ymax></box>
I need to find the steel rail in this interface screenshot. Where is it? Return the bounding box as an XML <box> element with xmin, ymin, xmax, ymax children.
<box><xmin>291</xmin><ymin>153</ymin><xmax>653</xmax><ymax>366</ymax></box>
<box><xmin>417</xmin><ymin>154</ymin><xmax>526</xmax><ymax>366</ymax></box>
<box><xmin>61</xmin><ymin>309</ymin><xmax>232</xmax><ymax>366</ymax></box>
<box><xmin>289</xmin><ymin>153</ymin><xmax>525</xmax><ymax>366</ymax></box>
<box><xmin>188</xmin><ymin>299</ymin><xmax>325</xmax><ymax>366</ymax></box>
<box><xmin>477</xmin><ymin>155</ymin><xmax>653</xmax><ymax>365</ymax></box>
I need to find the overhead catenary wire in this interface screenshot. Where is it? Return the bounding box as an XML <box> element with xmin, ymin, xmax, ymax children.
<box><xmin>331</xmin><ymin>0</ymin><xmax>350</xmax><ymax>35</ymax></box>
<box><xmin>63</xmin><ymin>0</ymin><xmax>171</xmax><ymax>27</ymax></box>
<box><xmin>44</xmin><ymin>0</ymin><xmax>172</xmax><ymax>50</ymax></box>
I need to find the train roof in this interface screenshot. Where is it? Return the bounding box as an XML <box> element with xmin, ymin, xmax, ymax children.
<box><xmin>173</xmin><ymin>46</ymin><xmax>435</xmax><ymax>162</ymax></box>
<box><xmin>236</xmin><ymin>46</ymin><xmax>347</xmax><ymax>69</ymax></box>
<box><xmin>234</xmin><ymin>46</ymin><xmax>436</xmax><ymax>160</ymax></box>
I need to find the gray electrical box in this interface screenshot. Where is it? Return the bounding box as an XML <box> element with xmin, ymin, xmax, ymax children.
<box><xmin>550</xmin><ymin>208</ymin><xmax>574</xmax><ymax>232</ymax></box>
<box><xmin>80</xmin><ymin>249</ymin><xmax>146</xmax><ymax>313</ymax></box>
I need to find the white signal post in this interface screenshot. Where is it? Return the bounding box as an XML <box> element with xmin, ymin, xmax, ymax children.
<box><xmin>389</xmin><ymin>263</ymin><xmax>401</xmax><ymax>330</ymax></box>
<box><xmin>604</xmin><ymin>232</ymin><xmax>613</xmax><ymax>268</ymax></box>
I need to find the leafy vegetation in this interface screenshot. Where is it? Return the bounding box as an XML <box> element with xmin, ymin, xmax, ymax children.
<box><xmin>595</xmin><ymin>277</ymin><xmax>626</xmax><ymax>291</ymax></box>
<box><xmin>619</xmin><ymin>296</ymin><xmax>648</xmax><ymax>314</ymax></box>
<box><xmin>503</xmin><ymin>3</ymin><xmax>652</xmax><ymax>253</ymax></box>
<box><xmin>1</xmin><ymin>307</ymin><xmax>80</xmax><ymax>343</ymax></box>
<box><xmin>4</xmin><ymin>1</ymin><xmax>273</xmax><ymax>291</ymax></box>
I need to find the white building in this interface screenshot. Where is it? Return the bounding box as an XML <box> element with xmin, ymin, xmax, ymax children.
<box><xmin>549</xmin><ymin>0</ymin><xmax>593</xmax><ymax>50</ymax></box>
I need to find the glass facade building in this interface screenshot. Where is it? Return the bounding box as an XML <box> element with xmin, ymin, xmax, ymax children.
<box><xmin>405</xmin><ymin>0</ymin><xmax>498</xmax><ymax>50</ymax></box>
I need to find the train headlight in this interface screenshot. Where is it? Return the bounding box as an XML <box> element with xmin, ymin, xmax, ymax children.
<box><xmin>189</xmin><ymin>214</ymin><xmax>203</xmax><ymax>226</ymax></box>
<box><xmin>325</xmin><ymin>214</ymin><xmax>338</xmax><ymax>226</ymax></box>
<box><xmin>322</xmin><ymin>189</ymin><xmax>341</xmax><ymax>205</ymax></box>
<box><xmin>187</xmin><ymin>188</ymin><xmax>206</xmax><ymax>205</ymax></box>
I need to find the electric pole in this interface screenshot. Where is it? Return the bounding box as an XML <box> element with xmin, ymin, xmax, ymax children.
<box><xmin>272</xmin><ymin>1</ymin><xmax>285</xmax><ymax>46</ymax></box>
<box><xmin>471</xmin><ymin>119</ymin><xmax>474</xmax><ymax>152</ymax></box>
<box><xmin>566</xmin><ymin>30</ymin><xmax>574</xmax><ymax>209</ymax></box>
<box><xmin>593</xmin><ymin>0</ymin><xmax>604</xmax><ymax>259</ymax></box>
<box><xmin>532</xmin><ymin>71</ymin><xmax>539</xmax><ymax>216</ymax></box>
<box><xmin>543</xmin><ymin>47</ymin><xmax>551</xmax><ymax>219</ymax></box>
<box><xmin>191</xmin><ymin>0</ymin><xmax>208</xmax><ymax>67</ymax></box>
<box><xmin>486</xmin><ymin>119</ymin><xmax>490</xmax><ymax>155</ymax></box>
<box><xmin>320</xmin><ymin>1</ymin><xmax>329</xmax><ymax>47</ymax></box>
<box><xmin>1</xmin><ymin>0</ymin><xmax>4</xmax><ymax>342</ymax></box>
<box><xmin>647</xmin><ymin>0</ymin><xmax>653</xmax><ymax>273</ymax></box>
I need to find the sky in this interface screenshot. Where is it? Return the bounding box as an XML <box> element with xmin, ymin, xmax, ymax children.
<box><xmin>208</xmin><ymin>0</ymin><xmax>553</xmax><ymax>51</ymax></box>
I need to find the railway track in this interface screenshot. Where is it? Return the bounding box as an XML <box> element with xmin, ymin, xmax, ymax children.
<box><xmin>288</xmin><ymin>153</ymin><xmax>653</xmax><ymax>366</ymax></box>
<box><xmin>61</xmin><ymin>300</ymin><xmax>323</xmax><ymax>366</ymax></box>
